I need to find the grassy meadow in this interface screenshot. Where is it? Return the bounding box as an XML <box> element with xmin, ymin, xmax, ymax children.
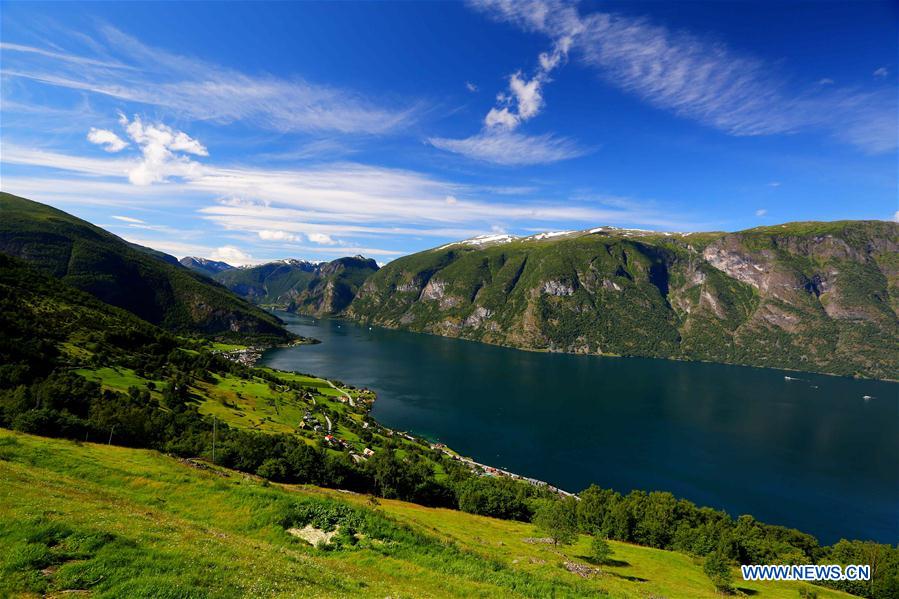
<box><xmin>0</xmin><ymin>429</ymin><xmax>855</xmax><ymax>599</ymax></box>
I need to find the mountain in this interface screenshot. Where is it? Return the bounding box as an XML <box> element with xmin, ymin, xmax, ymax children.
<box><xmin>285</xmin><ymin>255</ymin><xmax>380</xmax><ymax>316</ymax></box>
<box><xmin>213</xmin><ymin>259</ymin><xmax>321</xmax><ymax>304</ymax></box>
<box><xmin>346</xmin><ymin>222</ymin><xmax>899</xmax><ymax>379</ymax></box>
<box><xmin>215</xmin><ymin>255</ymin><xmax>379</xmax><ymax>316</ymax></box>
<box><xmin>1</xmin><ymin>231</ymin><xmax>894</xmax><ymax>599</ymax></box>
<box><xmin>0</xmin><ymin>193</ymin><xmax>288</xmax><ymax>340</ymax></box>
<box><xmin>179</xmin><ymin>256</ymin><xmax>234</xmax><ymax>277</ymax></box>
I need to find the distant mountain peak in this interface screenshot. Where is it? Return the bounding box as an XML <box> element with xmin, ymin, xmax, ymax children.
<box><xmin>179</xmin><ymin>256</ymin><xmax>235</xmax><ymax>276</ymax></box>
<box><xmin>437</xmin><ymin>233</ymin><xmax>519</xmax><ymax>250</ymax></box>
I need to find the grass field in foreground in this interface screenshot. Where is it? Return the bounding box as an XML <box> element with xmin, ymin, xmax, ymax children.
<box><xmin>0</xmin><ymin>430</ymin><xmax>855</xmax><ymax>599</ymax></box>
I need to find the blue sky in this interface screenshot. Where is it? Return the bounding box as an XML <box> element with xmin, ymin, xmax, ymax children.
<box><xmin>1</xmin><ymin>0</ymin><xmax>896</xmax><ymax>265</ymax></box>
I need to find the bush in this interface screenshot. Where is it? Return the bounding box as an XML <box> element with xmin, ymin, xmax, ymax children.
<box><xmin>703</xmin><ymin>551</ymin><xmax>735</xmax><ymax>594</ymax></box>
<box><xmin>590</xmin><ymin>535</ymin><xmax>612</xmax><ymax>565</ymax></box>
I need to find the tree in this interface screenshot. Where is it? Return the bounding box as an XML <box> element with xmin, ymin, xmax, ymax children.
<box><xmin>703</xmin><ymin>551</ymin><xmax>735</xmax><ymax>594</ymax></box>
<box><xmin>590</xmin><ymin>535</ymin><xmax>612</xmax><ymax>565</ymax></box>
<box><xmin>257</xmin><ymin>457</ymin><xmax>289</xmax><ymax>481</ymax></box>
<box><xmin>457</xmin><ymin>477</ymin><xmax>533</xmax><ymax>521</ymax></box>
<box><xmin>533</xmin><ymin>497</ymin><xmax>578</xmax><ymax>546</ymax></box>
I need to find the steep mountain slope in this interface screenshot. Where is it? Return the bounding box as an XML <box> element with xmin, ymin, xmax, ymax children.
<box><xmin>347</xmin><ymin>223</ymin><xmax>899</xmax><ymax>379</ymax></box>
<box><xmin>214</xmin><ymin>259</ymin><xmax>320</xmax><ymax>304</ymax></box>
<box><xmin>0</xmin><ymin>193</ymin><xmax>288</xmax><ymax>340</ymax></box>
<box><xmin>179</xmin><ymin>256</ymin><xmax>234</xmax><ymax>277</ymax></box>
<box><xmin>0</xmin><ymin>252</ymin><xmax>177</xmax><ymax>387</ymax></box>
<box><xmin>215</xmin><ymin>255</ymin><xmax>379</xmax><ymax>316</ymax></box>
<box><xmin>287</xmin><ymin>255</ymin><xmax>380</xmax><ymax>316</ymax></box>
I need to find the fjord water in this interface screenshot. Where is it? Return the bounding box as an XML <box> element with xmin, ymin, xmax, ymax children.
<box><xmin>261</xmin><ymin>313</ymin><xmax>898</xmax><ymax>544</ymax></box>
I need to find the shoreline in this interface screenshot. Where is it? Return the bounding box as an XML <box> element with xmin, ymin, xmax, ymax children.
<box><xmin>251</xmin><ymin>314</ymin><xmax>894</xmax><ymax>539</ymax></box>
<box><xmin>229</xmin><ymin>334</ymin><xmax>578</xmax><ymax>498</ymax></box>
<box><xmin>334</xmin><ymin>315</ymin><xmax>899</xmax><ymax>384</ymax></box>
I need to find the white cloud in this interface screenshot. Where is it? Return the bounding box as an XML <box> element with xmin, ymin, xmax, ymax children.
<box><xmin>818</xmin><ymin>78</ymin><xmax>834</xmax><ymax>85</ymax></box>
<box><xmin>466</xmin><ymin>81</ymin><xmax>478</xmax><ymax>92</ymax></box>
<box><xmin>479</xmin><ymin>34</ymin><xmax>572</xmax><ymax>133</ymax></box>
<box><xmin>768</xmin><ymin>181</ymin><xmax>781</xmax><ymax>187</ymax></box>
<box><xmin>873</xmin><ymin>67</ymin><xmax>888</xmax><ymax>78</ymax></box>
<box><xmin>1</xmin><ymin>26</ymin><xmax>417</xmax><ymax>135</ymax></box>
<box><xmin>1</xmin><ymin>145</ymin><xmax>134</xmax><ymax>178</ymax></box>
<box><xmin>433</xmin><ymin>13</ymin><xmax>579</xmax><ymax>163</ymax></box>
<box><xmin>258</xmin><ymin>229</ymin><xmax>301</xmax><ymax>242</ymax></box>
<box><xmin>484</xmin><ymin>107</ymin><xmax>519</xmax><ymax>129</ymax></box>
<box><xmin>2</xmin><ymin>139</ymin><xmax>703</xmax><ymax>247</ymax></box>
<box><xmin>470</xmin><ymin>0</ymin><xmax>897</xmax><ymax>153</ymax></box>
<box><xmin>755</xmin><ymin>208</ymin><xmax>767</xmax><ymax>216</ymax></box>
<box><xmin>0</xmin><ymin>42</ymin><xmax>135</xmax><ymax>69</ymax></box>
<box><xmin>87</xmin><ymin>128</ymin><xmax>128</xmax><ymax>152</ymax></box>
<box><xmin>211</xmin><ymin>245</ymin><xmax>255</xmax><ymax>265</ymax></box>
<box><xmin>307</xmin><ymin>232</ymin><xmax>336</xmax><ymax>245</ymax></box>
<box><xmin>112</xmin><ymin>215</ymin><xmax>145</xmax><ymax>223</ymax></box>
<box><xmin>429</xmin><ymin>129</ymin><xmax>584</xmax><ymax>165</ymax></box>
<box><xmin>893</xmin><ymin>211</ymin><xmax>899</xmax><ymax>222</ymax></box>
<box><xmin>116</xmin><ymin>114</ymin><xmax>207</xmax><ymax>185</ymax></box>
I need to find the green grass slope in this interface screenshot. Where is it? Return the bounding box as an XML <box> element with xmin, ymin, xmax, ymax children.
<box><xmin>347</xmin><ymin>223</ymin><xmax>899</xmax><ymax>378</ymax></box>
<box><xmin>0</xmin><ymin>430</ymin><xmax>859</xmax><ymax>599</ymax></box>
<box><xmin>0</xmin><ymin>251</ymin><xmax>447</xmax><ymax>479</ymax></box>
<box><xmin>0</xmin><ymin>193</ymin><xmax>287</xmax><ymax>340</ymax></box>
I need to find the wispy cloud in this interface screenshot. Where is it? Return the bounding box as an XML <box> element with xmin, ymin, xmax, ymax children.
<box><xmin>429</xmin><ymin>130</ymin><xmax>585</xmax><ymax>165</ymax></box>
<box><xmin>470</xmin><ymin>0</ymin><xmax>897</xmax><ymax>153</ymax></box>
<box><xmin>3</xmin><ymin>119</ymin><xmax>700</xmax><ymax>251</ymax></box>
<box><xmin>430</xmin><ymin>6</ymin><xmax>582</xmax><ymax>166</ymax></box>
<box><xmin>1</xmin><ymin>26</ymin><xmax>418</xmax><ymax>135</ymax></box>
<box><xmin>111</xmin><ymin>215</ymin><xmax>145</xmax><ymax>223</ymax></box>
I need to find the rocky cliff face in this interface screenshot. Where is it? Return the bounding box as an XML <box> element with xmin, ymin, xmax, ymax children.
<box><xmin>347</xmin><ymin>222</ymin><xmax>899</xmax><ymax>379</ymax></box>
<box><xmin>215</xmin><ymin>256</ymin><xmax>379</xmax><ymax>317</ymax></box>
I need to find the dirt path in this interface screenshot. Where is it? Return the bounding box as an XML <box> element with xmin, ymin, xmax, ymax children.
<box><xmin>326</xmin><ymin>380</ymin><xmax>354</xmax><ymax>407</ymax></box>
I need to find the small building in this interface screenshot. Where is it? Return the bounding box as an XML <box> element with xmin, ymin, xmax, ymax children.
<box><xmin>363</xmin><ymin>447</ymin><xmax>375</xmax><ymax>457</ymax></box>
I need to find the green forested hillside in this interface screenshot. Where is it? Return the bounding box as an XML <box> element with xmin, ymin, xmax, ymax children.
<box><xmin>0</xmin><ymin>193</ymin><xmax>287</xmax><ymax>340</ymax></box>
<box><xmin>214</xmin><ymin>260</ymin><xmax>321</xmax><ymax>304</ymax></box>
<box><xmin>285</xmin><ymin>256</ymin><xmax>380</xmax><ymax>316</ymax></box>
<box><xmin>215</xmin><ymin>255</ymin><xmax>379</xmax><ymax>316</ymax></box>
<box><xmin>347</xmin><ymin>223</ymin><xmax>899</xmax><ymax>379</ymax></box>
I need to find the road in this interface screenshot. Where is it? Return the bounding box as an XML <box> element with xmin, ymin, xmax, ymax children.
<box><xmin>326</xmin><ymin>380</ymin><xmax>354</xmax><ymax>407</ymax></box>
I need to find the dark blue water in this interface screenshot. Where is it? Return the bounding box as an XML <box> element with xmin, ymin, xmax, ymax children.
<box><xmin>261</xmin><ymin>313</ymin><xmax>899</xmax><ymax>544</ymax></box>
